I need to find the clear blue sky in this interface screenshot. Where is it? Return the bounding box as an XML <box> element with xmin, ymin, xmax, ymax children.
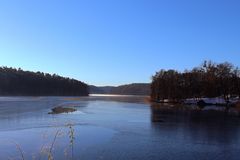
<box><xmin>0</xmin><ymin>0</ymin><xmax>239</xmax><ymax>86</ymax></box>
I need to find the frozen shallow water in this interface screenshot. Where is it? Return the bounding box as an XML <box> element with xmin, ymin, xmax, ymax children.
<box><xmin>0</xmin><ymin>95</ymin><xmax>240</xmax><ymax>160</ymax></box>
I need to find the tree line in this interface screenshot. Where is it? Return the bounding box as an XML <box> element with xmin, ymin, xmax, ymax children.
<box><xmin>0</xmin><ymin>67</ymin><xmax>89</xmax><ymax>96</ymax></box>
<box><xmin>151</xmin><ymin>61</ymin><xmax>240</xmax><ymax>102</ymax></box>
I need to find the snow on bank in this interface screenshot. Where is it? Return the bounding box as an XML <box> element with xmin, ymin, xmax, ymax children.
<box><xmin>184</xmin><ymin>97</ymin><xmax>239</xmax><ymax>105</ymax></box>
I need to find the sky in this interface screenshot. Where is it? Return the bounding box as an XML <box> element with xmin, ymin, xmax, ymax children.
<box><xmin>0</xmin><ymin>0</ymin><xmax>240</xmax><ymax>86</ymax></box>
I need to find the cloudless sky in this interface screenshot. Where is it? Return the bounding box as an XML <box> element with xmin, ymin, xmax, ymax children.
<box><xmin>0</xmin><ymin>0</ymin><xmax>240</xmax><ymax>86</ymax></box>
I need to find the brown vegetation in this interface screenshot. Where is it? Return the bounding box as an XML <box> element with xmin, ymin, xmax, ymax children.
<box><xmin>151</xmin><ymin>61</ymin><xmax>240</xmax><ymax>103</ymax></box>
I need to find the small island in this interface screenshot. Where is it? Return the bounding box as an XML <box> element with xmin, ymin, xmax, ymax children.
<box><xmin>49</xmin><ymin>106</ymin><xmax>77</xmax><ymax>114</ymax></box>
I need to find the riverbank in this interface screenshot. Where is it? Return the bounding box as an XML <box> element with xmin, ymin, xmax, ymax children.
<box><xmin>152</xmin><ymin>97</ymin><xmax>240</xmax><ymax>107</ymax></box>
<box><xmin>151</xmin><ymin>97</ymin><xmax>240</xmax><ymax>119</ymax></box>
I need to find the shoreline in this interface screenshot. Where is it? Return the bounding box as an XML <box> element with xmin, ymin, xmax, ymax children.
<box><xmin>151</xmin><ymin>97</ymin><xmax>240</xmax><ymax>107</ymax></box>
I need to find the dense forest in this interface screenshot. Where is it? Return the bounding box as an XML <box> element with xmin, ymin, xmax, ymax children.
<box><xmin>151</xmin><ymin>61</ymin><xmax>240</xmax><ymax>102</ymax></box>
<box><xmin>0</xmin><ymin>67</ymin><xmax>89</xmax><ymax>96</ymax></box>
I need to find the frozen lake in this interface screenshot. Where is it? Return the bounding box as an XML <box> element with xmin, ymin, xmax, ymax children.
<box><xmin>0</xmin><ymin>95</ymin><xmax>240</xmax><ymax>160</ymax></box>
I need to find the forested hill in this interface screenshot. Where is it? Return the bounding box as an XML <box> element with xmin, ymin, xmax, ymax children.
<box><xmin>90</xmin><ymin>83</ymin><xmax>150</xmax><ymax>95</ymax></box>
<box><xmin>0</xmin><ymin>67</ymin><xmax>89</xmax><ymax>96</ymax></box>
<box><xmin>110</xmin><ymin>83</ymin><xmax>150</xmax><ymax>95</ymax></box>
<box><xmin>89</xmin><ymin>85</ymin><xmax>114</xmax><ymax>94</ymax></box>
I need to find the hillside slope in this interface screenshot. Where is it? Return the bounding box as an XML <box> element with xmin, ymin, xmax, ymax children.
<box><xmin>90</xmin><ymin>83</ymin><xmax>150</xmax><ymax>95</ymax></box>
